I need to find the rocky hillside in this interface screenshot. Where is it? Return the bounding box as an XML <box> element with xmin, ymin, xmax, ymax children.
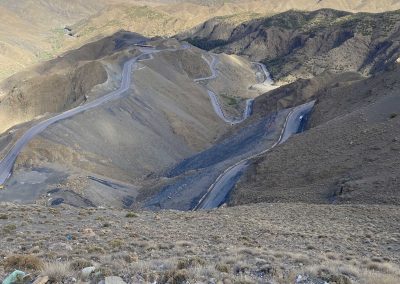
<box><xmin>229</xmin><ymin>62</ymin><xmax>400</xmax><ymax>206</ymax></box>
<box><xmin>180</xmin><ymin>9</ymin><xmax>400</xmax><ymax>83</ymax></box>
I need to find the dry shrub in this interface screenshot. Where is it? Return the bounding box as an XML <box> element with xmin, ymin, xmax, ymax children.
<box><xmin>301</xmin><ymin>265</ymin><xmax>352</xmax><ymax>284</ymax></box>
<box><xmin>215</xmin><ymin>263</ymin><xmax>230</xmax><ymax>273</ymax></box>
<box><xmin>365</xmin><ymin>261</ymin><xmax>398</xmax><ymax>274</ymax></box>
<box><xmin>160</xmin><ymin>269</ymin><xmax>189</xmax><ymax>284</ymax></box>
<box><xmin>3</xmin><ymin>254</ymin><xmax>43</xmax><ymax>271</ymax></box>
<box><xmin>2</xmin><ymin>224</ymin><xmax>17</xmax><ymax>234</ymax></box>
<box><xmin>300</xmin><ymin>261</ymin><xmax>400</xmax><ymax>284</ymax></box>
<box><xmin>363</xmin><ymin>271</ymin><xmax>400</xmax><ymax>284</ymax></box>
<box><xmin>177</xmin><ymin>257</ymin><xmax>205</xmax><ymax>269</ymax></box>
<box><xmin>69</xmin><ymin>258</ymin><xmax>92</xmax><ymax>271</ymax></box>
<box><xmin>86</xmin><ymin>245</ymin><xmax>105</xmax><ymax>254</ymax></box>
<box><xmin>109</xmin><ymin>252</ymin><xmax>138</xmax><ymax>263</ymax></box>
<box><xmin>125</xmin><ymin>212</ymin><xmax>138</xmax><ymax>218</ymax></box>
<box><xmin>109</xmin><ymin>239</ymin><xmax>124</xmax><ymax>249</ymax></box>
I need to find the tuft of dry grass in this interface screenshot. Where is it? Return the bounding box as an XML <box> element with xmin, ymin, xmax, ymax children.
<box><xmin>2</xmin><ymin>224</ymin><xmax>17</xmax><ymax>234</ymax></box>
<box><xmin>41</xmin><ymin>262</ymin><xmax>72</xmax><ymax>283</ymax></box>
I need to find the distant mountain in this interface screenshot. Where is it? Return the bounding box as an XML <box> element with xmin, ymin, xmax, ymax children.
<box><xmin>153</xmin><ymin>0</ymin><xmax>400</xmax><ymax>13</ymax></box>
<box><xmin>1</xmin><ymin>0</ymin><xmax>400</xmax><ymax>81</ymax></box>
<box><xmin>180</xmin><ymin>9</ymin><xmax>400</xmax><ymax>83</ymax></box>
<box><xmin>0</xmin><ymin>0</ymin><xmax>109</xmax><ymax>80</ymax></box>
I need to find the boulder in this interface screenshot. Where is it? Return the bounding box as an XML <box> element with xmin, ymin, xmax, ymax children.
<box><xmin>81</xmin><ymin>267</ymin><xmax>96</xmax><ymax>279</ymax></box>
<box><xmin>2</xmin><ymin>270</ymin><xmax>26</xmax><ymax>284</ymax></box>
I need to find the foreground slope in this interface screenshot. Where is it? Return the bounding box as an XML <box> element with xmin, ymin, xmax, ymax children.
<box><xmin>0</xmin><ymin>202</ymin><xmax>399</xmax><ymax>283</ymax></box>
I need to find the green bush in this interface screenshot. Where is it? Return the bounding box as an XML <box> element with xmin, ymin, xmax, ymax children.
<box><xmin>125</xmin><ymin>212</ymin><xmax>138</xmax><ymax>218</ymax></box>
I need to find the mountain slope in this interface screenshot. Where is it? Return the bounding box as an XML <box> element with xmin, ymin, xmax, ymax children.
<box><xmin>180</xmin><ymin>9</ymin><xmax>400</xmax><ymax>83</ymax></box>
<box><xmin>230</xmin><ymin>63</ymin><xmax>400</xmax><ymax>206</ymax></box>
<box><xmin>0</xmin><ymin>33</ymin><xmax>268</xmax><ymax>208</ymax></box>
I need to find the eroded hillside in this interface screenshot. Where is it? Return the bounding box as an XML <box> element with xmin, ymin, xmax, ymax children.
<box><xmin>180</xmin><ymin>9</ymin><xmax>400</xmax><ymax>83</ymax></box>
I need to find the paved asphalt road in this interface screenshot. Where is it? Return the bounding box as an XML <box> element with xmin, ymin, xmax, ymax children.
<box><xmin>0</xmin><ymin>45</ymin><xmax>188</xmax><ymax>185</ymax></box>
<box><xmin>194</xmin><ymin>101</ymin><xmax>316</xmax><ymax>210</ymax></box>
<box><xmin>195</xmin><ymin>54</ymin><xmax>254</xmax><ymax>124</ymax></box>
<box><xmin>253</xmin><ymin>62</ymin><xmax>274</xmax><ymax>86</ymax></box>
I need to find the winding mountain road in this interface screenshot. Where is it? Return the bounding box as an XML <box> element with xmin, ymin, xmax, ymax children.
<box><xmin>195</xmin><ymin>54</ymin><xmax>254</xmax><ymax>124</ymax></box>
<box><xmin>193</xmin><ymin>101</ymin><xmax>315</xmax><ymax>210</ymax></box>
<box><xmin>0</xmin><ymin>45</ymin><xmax>187</xmax><ymax>186</ymax></box>
<box><xmin>253</xmin><ymin>62</ymin><xmax>274</xmax><ymax>86</ymax></box>
<box><xmin>251</xmin><ymin>62</ymin><xmax>279</xmax><ymax>93</ymax></box>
